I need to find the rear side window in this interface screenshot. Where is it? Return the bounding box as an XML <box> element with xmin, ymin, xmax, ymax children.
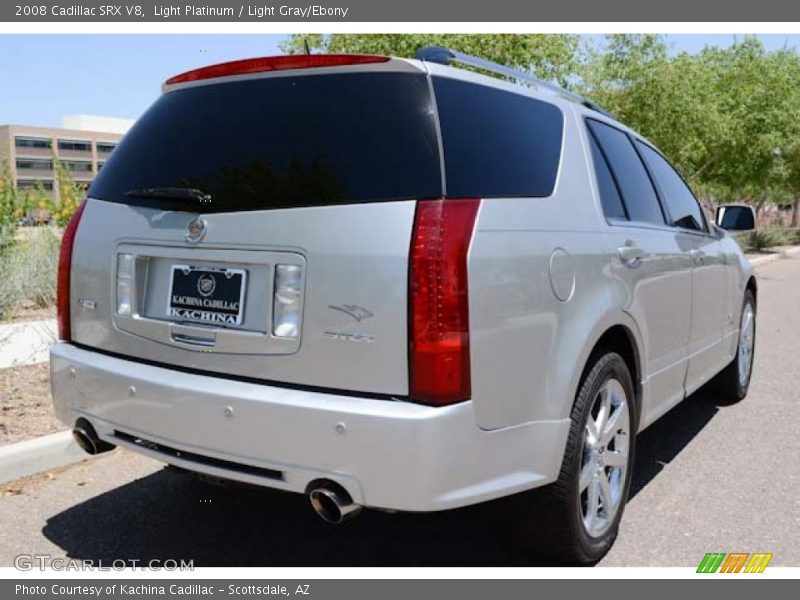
<box><xmin>636</xmin><ymin>142</ymin><xmax>706</xmax><ymax>232</ymax></box>
<box><xmin>586</xmin><ymin>119</ymin><xmax>664</xmax><ymax>226</ymax></box>
<box><xmin>89</xmin><ymin>73</ymin><xmax>442</xmax><ymax>212</ymax></box>
<box><xmin>587</xmin><ymin>133</ymin><xmax>627</xmax><ymax>220</ymax></box>
<box><xmin>433</xmin><ymin>77</ymin><xmax>563</xmax><ymax>198</ymax></box>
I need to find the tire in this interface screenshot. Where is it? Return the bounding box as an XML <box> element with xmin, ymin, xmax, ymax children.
<box><xmin>509</xmin><ymin>351</ymin><xmax>637</xmax><ymax>565</ymax></box>
<box><xmin>710</xmin><ymin>289</ymin><xmax>756</xmax><ymax>402</ymax></box>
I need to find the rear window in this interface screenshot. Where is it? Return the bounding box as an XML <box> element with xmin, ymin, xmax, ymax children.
<box><xmin>89</xmin><ymin>72</ymin><xmax>442</xmax><ymax>212</ymax></box>
<box><xmin>432</xmin><ymin>77</ymin><xmax>563</xmax><ymax>198</ymax></box>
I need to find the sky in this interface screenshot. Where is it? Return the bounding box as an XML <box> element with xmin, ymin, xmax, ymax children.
<box><xmin>2</xmin><ymin>33</ymin><xmax>800</xmax><ymax>128</ymax></box>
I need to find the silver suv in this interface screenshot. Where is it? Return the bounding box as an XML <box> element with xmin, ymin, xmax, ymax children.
<box><xmin>51</xmin><ymin>47</ymin><xmax>757</xmax><ymax>564</ymax></box>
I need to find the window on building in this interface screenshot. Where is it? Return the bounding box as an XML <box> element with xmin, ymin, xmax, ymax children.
<box><xmin>64</xmin><ymin>160</ymin><xmax>94</xmax><ymax>173</ymax></box>
<box><xmin>16</xmin><ymin>159</ymin><xmax>53</xmax><ymax>171</ymax></box>
<box><xmin>16</xmin><ymin>179</ymin><xmax>54</xmax><ymax>191</ymax></box>
<box><xmin>14</xmin><ymin>136</ymin><xmax>51</xmax><ymax>150</ymax></box>
<box><xmin>58</xmin><ymin>139</ymin><xmax>92</xmax><ymax>152</ymax></box>
<box><xmin>96</xmin><ymin>142</ymin><xmax>117</xmax><ymax>153</ymax></box>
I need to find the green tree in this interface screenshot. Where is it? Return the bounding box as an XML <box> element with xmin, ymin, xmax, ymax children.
<box><xmin>583</xmin><ymin>37</ymin><xmax>723</xmax><ymax>181</ymax></box>
<box><xmin>709</xmin><ymin>40</ymin><xmax>800</xmax><ymax>215</ymax></box>
<box><xmin>0</xmin><ymin>159</ymin><xmax>19</xmax><ymax>247</ymax></box>
<box><xmin>784</xmin><ymin>141</ymin><xmax>800</xmax><ymax>227</ymax></box>
<box><xmin>52</xmin><ymin>157</ymin><xmax>84</xmax><ymax>226</ymax></box>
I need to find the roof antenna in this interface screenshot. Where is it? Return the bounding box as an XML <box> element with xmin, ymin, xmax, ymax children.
<box><xmin>304</xmin><ymin>38</ymin><xmax>311</xmax><ymax>55</ymax></box>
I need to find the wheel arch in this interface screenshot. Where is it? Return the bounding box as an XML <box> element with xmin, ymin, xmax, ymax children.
<box><xmin>746</xmin><ymin>275</ymin><xmax>757</xmax><ymax>303</ymax></box>
<box><xmin>569</xmin><ymin>316</ymin><xmax>644</xmax><ymax>429</ymax></box>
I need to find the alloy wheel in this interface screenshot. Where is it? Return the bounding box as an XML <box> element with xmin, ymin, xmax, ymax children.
<box><xmin>579</xmin><ymin>378</ymin><xmax>630</xmax><ymax>538</ymax></box>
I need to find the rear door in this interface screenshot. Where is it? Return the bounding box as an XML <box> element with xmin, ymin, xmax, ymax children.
<box><xmin>586</xmin><ymin>119</ymin><xmax>693</xmax><ymax>424</ymax></box>
<box><xmin>635</xmin><ymin>141</ymin><xmax>729</xmax><ymax>394</ymax></box>
<box><xmin>70</xmin><ymin>64</ymin><xmax>442</xmax><ymax>396</ymax></box>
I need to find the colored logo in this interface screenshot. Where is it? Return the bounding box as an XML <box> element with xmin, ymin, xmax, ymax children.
<box><xmin>697</xmin><ymin>552</ymin><xmax>773</xmax><ymax>573</ymax></box>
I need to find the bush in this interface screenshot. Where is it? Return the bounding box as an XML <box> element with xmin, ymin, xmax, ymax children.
<box><xmin>0</xmin><ymin>227</ymin><xmax>61</xmax><ymax>320</ymax></box>
<box><xmin>744</xmin><ymin>227</ymin><xmax>791</xmax><ymax>252</ymax></box>
<box><xmin>0</xmin><ymin>223</ymin><xmax>16</xmax><ymax>252</ymax></box>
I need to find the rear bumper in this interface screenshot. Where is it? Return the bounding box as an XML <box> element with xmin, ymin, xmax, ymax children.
<box><xmin>50</xmin><ymin>343</ymin><xmax>569</xmax><ymax>512</ymax></box>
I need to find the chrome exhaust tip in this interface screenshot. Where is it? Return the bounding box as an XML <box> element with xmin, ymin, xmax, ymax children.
<box><xmin>308</xmin><ymin>481</ymin><xmax>362</xmax><ymax>524</ymax></box>
<box><xmin>72</xmin><ymin>418</ymin><xmax>115</xmax><ymax>456</ymax></box>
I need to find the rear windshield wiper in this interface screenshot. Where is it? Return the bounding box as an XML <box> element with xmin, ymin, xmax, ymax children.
<box><xmin>124</xmin><ymin>187</ymin><xmax>212</xmax><ymax>205</ymax></box>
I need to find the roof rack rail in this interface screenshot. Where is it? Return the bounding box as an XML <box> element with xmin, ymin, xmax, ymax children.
<box><xmin>414</xmin><ymin>45</ymin><xmax>615</xmax><ymax>119</ymax></box>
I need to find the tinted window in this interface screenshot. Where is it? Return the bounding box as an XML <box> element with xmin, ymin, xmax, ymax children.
<box><xmin>720</xmin><ymin>206</ymin><xmax>755</xmax><ymax>230</ymax></box>
<box><xmin>15</xmin><ymin>136</ymin><xmax>51</xmax><ymax>149</ymax></box>
<box><xmin>64</xmin><ymin>160</ymin><xmax>93</xmax><ymax>173</ymax></box>
<box><xmin>16</xmin><ymin>159</ymin><xmax>52</xmax><ymax>170</ymax></box>
<box><xmin>90</xmin><ymin>73</ymin><xmax>442</xmax><ymax>212</ymax></box>
<box><xmin>58</xmin><ymin>139</ymin><xmax>92</xmax><ymax>152</ymax></box>
<box><xmin>587</xmin><ymin>132</ymin><xmax>627</xmax><ymax>220</ymax></box>
<box><xmin>637</xmin><ymin>142</ymin><xmax>705</xmax><ymax>232</ymax></box>
<box><xmin>433</xmin><ymin>77</ymin><xmax>563</xmax><ymax>198</ymax></box>
<box><xmin>586</xmin><ymin>120</ymin><xmax>664</xmax><ymax>225</ymax></box>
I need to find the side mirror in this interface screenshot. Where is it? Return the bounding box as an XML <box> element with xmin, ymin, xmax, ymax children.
<box><xmin>716</xmin><ymin>205</ymin><xmax>756</xmax><ymax>232</ymax></box>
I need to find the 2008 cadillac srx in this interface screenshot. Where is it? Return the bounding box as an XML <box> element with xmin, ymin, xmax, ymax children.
<box><xmin>51</xmin><ymin>48</ymin><xmax>757</xmax><ymax>563</ymax></box>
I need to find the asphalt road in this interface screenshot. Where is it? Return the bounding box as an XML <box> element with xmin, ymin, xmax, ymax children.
<box><xmin>2</xmin><ymin>257</ymin><xmax>799</xmax><ymax>567</ymax></box>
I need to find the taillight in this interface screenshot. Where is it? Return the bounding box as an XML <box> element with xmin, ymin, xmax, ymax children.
<box><xmin>57</xmin><ymin>199</ymin><xmax>87</xmax><ymax>341</ymax></box>
<box><xmin>165</xmin><ymin>54</ymin><xmax>390</xmax><ymax>86</ymax></box>
<box><xmin>409</xmin><ymin>198</ymin><xmax>480</xmax><ymax>406</ymax></box>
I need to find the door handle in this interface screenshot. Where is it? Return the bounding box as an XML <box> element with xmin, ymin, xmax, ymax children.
<box><xmin>689</xmin><ymin>248</ymin><xmax>705</xmax><ymax>265</ymax></box>
<box><xmin>618</xmin><ymin>245</ymin><xmax>644</xmax><ymax>268</ymax></box>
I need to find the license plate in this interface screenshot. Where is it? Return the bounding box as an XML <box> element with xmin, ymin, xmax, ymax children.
<box><xmin>167</xmin><ymin>265</ymin><xmax>247</xmax><ymax>326</ymax></box>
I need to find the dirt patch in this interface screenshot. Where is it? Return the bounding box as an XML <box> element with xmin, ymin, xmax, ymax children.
<box><xmin>0</xmin><ymin>362</ymin><xmax>63</xmax><ymax>445</ymax></box>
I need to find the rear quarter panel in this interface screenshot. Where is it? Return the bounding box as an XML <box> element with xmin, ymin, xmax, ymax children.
<box><xmin>468</xmin><ymin>104</ymin><xmax>634</xmax><ymax>429</ymax></box>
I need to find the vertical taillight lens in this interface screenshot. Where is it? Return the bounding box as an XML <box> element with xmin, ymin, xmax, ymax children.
<box><xmin>56</xmin><ymin>199</ymin><xmax>87</xmax><ymax>341</ymax></box>
<box><xmin>409</xmin><ymin>198</ymin><xmax>480</xmax><ymax>406</ymax></box>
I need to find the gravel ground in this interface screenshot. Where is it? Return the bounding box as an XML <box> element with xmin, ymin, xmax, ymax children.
<box><xmin>0</xmin><ymin>362</ymin><xmax>61</xmax><ymax>445</ymax></box>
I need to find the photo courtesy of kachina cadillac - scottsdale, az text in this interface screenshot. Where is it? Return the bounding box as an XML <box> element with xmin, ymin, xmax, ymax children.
<box><xmin>0</xmin><ymin>16</ymin><xmax>799</xmax><ymax>590</ymax></box>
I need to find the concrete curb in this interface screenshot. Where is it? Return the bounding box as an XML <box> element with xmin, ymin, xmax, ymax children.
<box><xmin>0</xmin><ymin>430</ymin><xmax>96</xmax><ymax>486</ymax></box>
<box><xmin>749</xmin><ymin>245</ymin><xmax>800</xmax><ymax>267</ymax></box>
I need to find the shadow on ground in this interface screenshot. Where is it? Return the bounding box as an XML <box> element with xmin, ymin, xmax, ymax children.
<box><xmin>41</xmin><ymin>388</ymin><xmax>723</xmax><ymax>566</ymax></box>
<box><xmin>628</xmin><ymin>387</ymin><xmax>721</xmax><ymax>498</ymax></box>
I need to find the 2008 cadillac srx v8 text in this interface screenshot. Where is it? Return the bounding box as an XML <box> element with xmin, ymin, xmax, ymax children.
<box><xmin>51</xmin><ymin>47</ymin><xmax>757</xmax><ymax>564</ymax></box>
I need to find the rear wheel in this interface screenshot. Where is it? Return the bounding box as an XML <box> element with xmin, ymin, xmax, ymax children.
<box><xmin>711</xmin><ymin>289</ymin><xmax>756</xmax><ymax>401</ymax></box>
<box><xmin>511</xmin><ymin>351</ymin><xmax>637</xmax><ymax>564</ymax></box>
